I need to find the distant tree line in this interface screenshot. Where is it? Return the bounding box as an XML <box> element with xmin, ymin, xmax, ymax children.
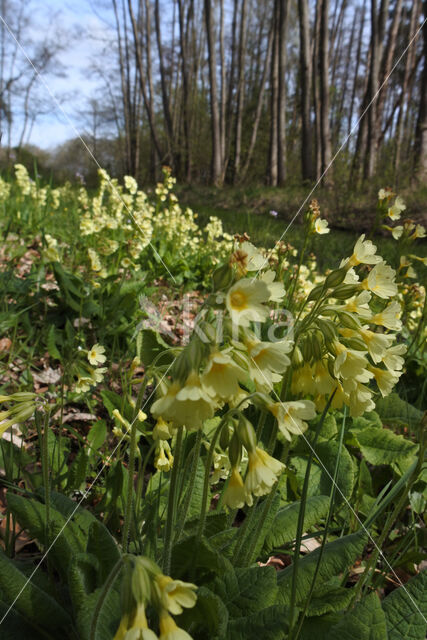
<box><xmin>1</xmin><ymin>0</ymin><xmax>426</xmax><ymax>187</ymax></box>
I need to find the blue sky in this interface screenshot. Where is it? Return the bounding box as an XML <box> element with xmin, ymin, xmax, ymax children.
<box><xmin>7</xmin><ymin>0</ymin><xmax>114</xmax><ymax>149</ymax></box>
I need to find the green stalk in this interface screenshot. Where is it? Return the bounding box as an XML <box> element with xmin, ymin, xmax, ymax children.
<box><xmin>135</xmin><ymin>441</ymin><xmax>156</xmax><ymax>522</ymax></box>
<box><xmin>195</xmin><ymin>419</ymin><xmax>227</xmax><ymax>543</ymax></box>
<box><xmin>176</xmin><ymin>427</ymin><xmax>203</xmax><ymax>540</ymax></box>
<box><xmin>351</xmin><ymin>417</ymin><xmax>425</xmax><ymax>604</ymax></box>
<box><xmin>287</xmin><ymin>391</ymin><xmax>336</xmax><ymax>637</ymax></box>
<box><xmin>122</xmin><ymin>418</ymin><xmax>138</xmax><ymax>553</ymax></box>
<box><xmin>89</xmin><ymin>558</ymin><xmax>123</xmax><ymax>640</ymax></box>
<box><xmin>293</xmin><ymin>409</ymin><xmax>346</xmax><ymax>640</ymax></box>
<box><xmin>163</xmin><ymin>425</ymin><xmax>184</xmax><ymax>574</ymax></box>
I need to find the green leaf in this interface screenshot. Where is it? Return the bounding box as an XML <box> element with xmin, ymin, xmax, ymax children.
<box><xmin>186</xmin><ymin>585</ymin><xmax>229</xmax><ymax>638</ymax></box>
<box><xmin>86</xmin><ymin>521</ymin><xmax>121</xmax><ymax>584</ymax></box>
<box><xmin>234</xmin><ymin>493</ymin><xmax>280</xmax><ymax>564</ymax></box>
<box><xmin>46</xmin><ymin>324</ymin><xmax>62</xmax><ymax>360</ymax></box>
<box><xmin>226</xmin><ymin>604</ymin><xmax>289</xmax><ymax>640</ymax></box>
<box><xmin>0</xmin><ymin>599</ymin><xmax>46</xmax><ymax>640</ymax></box>
<box><xmin>382</xmin><ymin>570</ymin><xmax>427</xmax><ymax>640</ymax></box>
<box><xmin>68</xmin><ymin>553</ymin><xmax>100</xmax><ymax>612</ymax></box>
<box><xmin>277</xmin><ymin>530</ymin><xmax>367</xmax><ymax>606</ymax></box>
<box><xmin>7</xmin><ymin>493</ymin><xmax>85</xmax><ymax>579</ymax></box>
<box><xmin>291</xmin><ymin>441</ymin><xmax>355</xmax><ymax>505</ymax></box>
<box><xmin>171</xmin><ymin>535</ymin><xmax>233</xmax><ymax>580</ymax></box>
<box><xmin>139</xmin><ymin>328</ymin><xmax>172</xmax><ymax>367</ymax></box>
<box><xmin>0</xmin><ymin>549</ymin><xmax>71</xmax><ymax>631</ymax></box>
<box><xmin>307</xmin><ymin>577</ymin><xmax>354</xmax><ymax>616</ymax></box>
<box><xmin>328</xmin><ymin>592</ymin><xmax>388</xmax><ymax>640</ymax></box>
<box><xmin>264</xmin><ymin>495</ymin><xmax>330</xmax><ymax>553</ymax></box>
<box><xmin>87</xmin><ymin>419</ymin><xmax>107</xmax><ymax>451</ymax></box>
<box><xmin>76</xmin><ymin>582</ymin><xmax>121</xmax><ymax>640</ymax></box>
<box><xmin>375</xmin><ymin>393</ymin><xmax>423</xmax><ymax>428</ymax></box>
<box><xmin>354</xmin><ymin>427</ymin><xmax>418</xmax><ymax>465</ymax></box>
<box><xmin>213</xmin><ymin>566</ymin><xmax>278</xmax><ymax>617</ymax></box>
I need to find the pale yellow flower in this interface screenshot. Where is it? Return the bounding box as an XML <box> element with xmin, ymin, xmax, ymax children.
<box><xmin>346</xmin><ymin>234</ymin><xmax>382</xmax><ymax>267</ymax></box>
<box><xmin>369</xmin><ymin>365</ymin><xmax>401</xmax><ymax>396</ymax></box>
<box><xmin>370</xmin><ymin>301</ymin><xmax>402</xmax><ymax>331</ymax></box>
<box><xmin>226</xmin><ymin>279</ymin><xmax>270</xmax><ymax>327</ymax></box>
<box><xmin>223</xmin><ymin>467</ymin><xmax>247</xmax><ymax>509</ymax></box>
<box><xmin>342</xmin><ymin>291</ymin><xmax>371</xmax><ymax>317</ymax></box>
<box><xmin>155</xmin><ymin>441</ymin><xmax>173</xmax><ymax>472</ymax></box>
<box><xmin>333</xmin><ymin>342</ymin><xmax>373</xmax><ymax>383</ymax></box>
<box><xmin>246</xmin><ymin>339</ymin><xmax>292</xmax><ymax>389</ymax></box>
<box><xmin>88</xmin><ymin>344</ymin><xmax>106</xmax><ymax>365</ymax></box>
<box><xmin>201</xmin><ymin>350</ymin><xmax>246</xmax><ymax>399</ymax></box>
<box><xmin>387</xmin><ymin>196</ymin><xmax>406</xmax><ymax>220</ymax></box>
<box><xmin>152</xmin><ymin>374</ymin><xmax>214</xmax><ymax>430</ymax></box>
<box><xmin>361</xmin><ymin>262</ymin><xmax>397</xmax><ymax>299</ymax></box>
<box><xmin>153</xmin><ymin>417</ymin><xmax>173</xmax><ymax>440</ymax></box>
<box><xmin>260</xmin><ymin>269</ymin><xmax>286</xmax><ymax>302</ymax></box>
<box><xmin>155</xmin><ymin>575</ymin><xmax>197</xmax><ymax>615</ymax></box>
<box><xmin>314</xmin><ymin>218</ymin><xmax>330</xmax><ymax>234</ymax></box>
<box><xmin>410</xmin><ymin>224</ymin><xmax>426</xmax><ymax>240</ymax></box>
<box><xmin>245</xmin><ymin>447</ymin><xmax>284</xmax><ymax>498</ymax></box>
<box><xmin>268</xmin><ymin>400</ymin><xmax>316</xmax><ymax>441</ymax></box>
<box><xmin>359</xmin><ymin>327</ymin><xmax>394</xmax><ymax>363</ymax></box>
<box><xmin>391</xmin><ymin>226</ymin><xmax>403</xmax><ymax>240</ymax></box>
<box><xmin>381</xmin><ymin>343</ymin><xmax>406</xmax><ymax>371</ymax></box>
<box><xmin>158</xmin><ymin>611</ymin><xmax>192</xmax><ymax>640</ymax></box>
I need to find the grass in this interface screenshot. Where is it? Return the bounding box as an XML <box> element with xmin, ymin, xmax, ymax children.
<box><xmin>177</xmin><ymin>183</ymin><xmax>427</xmax><ymax>271</ymax></box>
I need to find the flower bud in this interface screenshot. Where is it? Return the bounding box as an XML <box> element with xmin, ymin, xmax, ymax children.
<box><xmin>219</xmin><ymin>424</ymin><xmax>230</xmax><ymax>450</ymax></box>
<box><xmin>337</xmin><ymin>310</ymin><xmax>361</xmax><ymax>330</ymax></box>
<box><xmin>331</xmin><ymin>284</ymin><xmax>360</xmax><ymax>300</ymax></box>
<box><xmin>228</xmin><ymin>429</ymin><xmax>242</xmax><ymax>467</ymax></box>
<box><xmin>212</xmin><ymin>262</ymin><xmax>233</xmax><ymax>291</ymax></box>
<box><xmin>236</xmin><ymin>415</ymin><xmax>257</xmax><ymax>453</ymax></box>
<box><xmin>311</xmin><ymin>331</ymin><xmax>323</xmax><ymax>361</ymax></box>
<box><xmin>131</xmin><ymin>558</ymin><xmax>152</xmax><ymax>605</ymax></box>
<box><xmin>9</xmin><ymin>392</ymin><xmax>37</xmax><ymax>402</ymax></box>
<box><xmin>307</xmin><ymin>284</ymin><xmax>324</xmax><ymax>302</ymax></box>
<box><xmin>292</xmin><ymin>345</ymin><xmax>304</xmax><ymax>368</ymax></box>
<box><xmin>316</xmin><ymin>318</ymin><xmax>337</xmax><ymax>342</ymax></box>
<box><xmin>344</xmin><ymin>337</ymin><xmax>367</xmax><ymax>351</ymax></box>
<box><xmin>325</xmin><ymin>268</ymin><xmax>347</xmax><ymax>288</ymax></box>
<box><xmin>301</xmin><ymin>337</ymin><xmax>313</xmax><ymax>362</ymax></box>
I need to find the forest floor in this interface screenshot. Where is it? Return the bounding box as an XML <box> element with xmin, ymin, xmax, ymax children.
<box><xmin>177</xmin><ymin>183</ymin><xmax>427</xmax><ymax>270</ymax></box>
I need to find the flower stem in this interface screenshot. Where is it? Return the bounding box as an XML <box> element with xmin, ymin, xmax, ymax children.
<box><xmin>163</xmin><ymin>425</ymin><xmax>184</xmax><ymax>575</ymax></box>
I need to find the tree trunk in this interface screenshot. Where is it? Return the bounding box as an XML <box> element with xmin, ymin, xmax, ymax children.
<box><xmin>268</xmin><ymin>0</ymin><xmax>279</xmax><ymax>186</ymax></box>
<box><xmin>233</xmin><ymin>0</ymin><xmax>248</xmax><ymax>182</ymax></box>
<box><xmin>277</xmin><ymin>0</ymin><xmax>289</xmax><ymax>185</ymax></box>
<box><xmin>414</xmin><ymin>0</ymin><xmax>427</xmax><ymax>182</ymax></box>
<box><xmin>204</xmin><ymin>0</ymin><xmax>223</xmax><ymax>185</ymax></box>
<box><xmin>319</xmin><ymin>0</ymin><xmax>333</xmax><ymax>183</ymax></box>
<box><xmin>298</xmin><ymin>0</ymin><xmax>314</xmax><ymax>180</ymax></box>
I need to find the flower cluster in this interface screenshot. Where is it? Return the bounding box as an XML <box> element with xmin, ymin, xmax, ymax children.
<box><xmin>75</xmin><ymin>343</ymin><xmax>107</xmax><ymax>393</ymax></box>
<box><xmin>72</xmin><ymin>166</ymin><xmax>233</xmax><ymax>281</ymax></box>
<box><xmin>0</xmin><ymin>392</ymin><xmax>38</xmax><ymax>436</ymax></box>
<box><xmin>291</xmin><ymin>234</ymin><xmax>405</xmax><ymax>416</ymax></box>
<box><xmin>114</xmin><ymin>556</ymin><xmax>197</xmax><ymax>640</ymax></box>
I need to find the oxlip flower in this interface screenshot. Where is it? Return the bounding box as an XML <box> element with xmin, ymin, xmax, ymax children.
<box><xmin>158</xmin><ymin>612</ymin><xmax>193</xmax><ymax>640</ymax></box>
<box><xmin>226</xmin><ymin>278</ymin><xmax>270</xmax><ymax>327</ymax></box>
<box><xmin>201</xmin><ymin>350</ymin><xmax>246</xmax><ymax>399</ymax></box>
<box><xmin>154</xmin><ymin>575</ymin><xmax>197</xmax><ymax>615</ymax></box>
<box><xmin>245</xmin><ymin>447</ymin><xmax>284</xmax><ymax>498</ymax></box>
<box><xmin>370</xmin><ymin>301</ymin><xmax>402</xmax><ymax>331</ymax></box>
<box><xmin>223</xmin><ymin>466</ymin><xmax>247</xmax><ymax>509</ymax></box>
<box><xmin>314</xmin><ymin>218</ymin><xmax>330</xmax><ymax>234</ymax></box>
<box><xmin>345</xmin><ymin>234</ymin><xmax>382</xmax><ymax>267</ymax></box>
<box><xmin>88</xmin><ymin>343</ymin><xmax>106</xmax><ymax>365</ymax></box>
<box><xmin>268</xmin><ymin>400</ymin><xmax>316</xmax><ymax>441</ymax></box>
<box><xmin>361</xmin><ymin>261</ymin><xmax>397</xmax><ymax>299</ymax></box>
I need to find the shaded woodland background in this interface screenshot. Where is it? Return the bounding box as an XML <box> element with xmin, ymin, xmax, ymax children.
<box><xmin>0</xmin><ymin>0</ymin><xmax>427</xmax><ymax>192</ymax></box>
